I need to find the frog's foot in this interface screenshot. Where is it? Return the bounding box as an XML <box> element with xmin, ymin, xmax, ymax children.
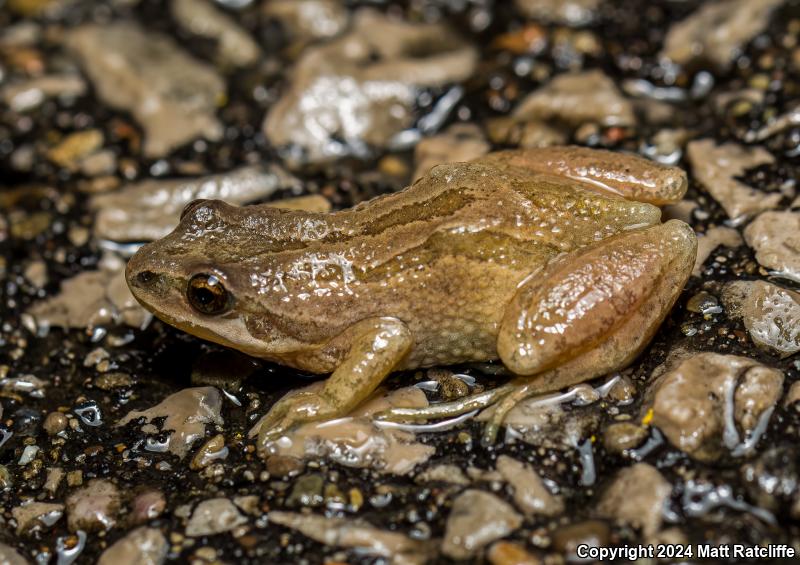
<box><xmin>250</xmin><ymin>317</ymin><xmax>413</xmax><ymax>453</ymax></box>
<box><xmin>250</xmin><ymin>390</ymin><xmax>337</xmax><ymax>447</ymax></box>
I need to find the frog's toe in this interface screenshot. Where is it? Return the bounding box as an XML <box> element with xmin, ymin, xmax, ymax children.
<box><xmin>249</xmin><ymin>391</ymin><xmax>336</xmax><ymax>451</ymax></box>
<box><xmin>374</xmin><ymin>385</ymin><xmax>514</xmax><ymax>422</ymax></box>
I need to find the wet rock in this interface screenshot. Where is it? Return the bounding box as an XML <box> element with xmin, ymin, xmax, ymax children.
<box><xmin>514</xmin><ymin>0</ymin><xmax>598</xmax><ymax>26</ymax></box>
<box><xmin>286</xmin><ymin>473</ymin><xmax>324</xmax><ymax>507</ymax></box>
<box><xmin>44</xmin><ymin>467</ymin><xmax>64</xmax><ymax>495</ymax></box>
<box><xmin>190</xmin><ymin>434</ymin><xmax>228</xmax><ymax>470</ymax></box>
<box><xmin>0</xmin><ymin>543</ymin><xmax>28</xmax><ymax>565</ymax></box>
<box><xmin>511</xmin><ymin>70</ymin><xmax>635</xmax><ymax>130</ymax></box>
<box><xmin>660</xmin><ymin>0</ymin><xmax>785</xmax><ymax>68</ymax></box>
<box><xmin>65</xmin><ymin>23</ymin><xmax>225</xmax><ymax>158</ymax></box>
<box><xmin>90</xmin><ymin>165</ymin><xmax>300</xmax><ymax>242</ymax></box>
<box><xmin>487</xmin><ymin>541</ymin><xmax>541</xmax><ymax>565</ymax></box>
<box><xmin>496</xmin><ymin>455</ymin><xmax>563</xmax><ymax>517</ymax></box>
<box><xmin>43</xmin><ymin>412</ymin><xmax>67</xmax><ymax>435</ymax></box>
<box><xmin>97</xmin><ymin>527</ymin><xmax>167</xmax><ymax>565</ymax></box>
<box><xmin>172</xmin><ymin>0</ymin><xmax>261</xmax><ymax>67</ymax></box>
<box><xmin>252</xmin><ymin>385</ymin><xmax>434</xmax><ymax>475</ymax></box>
<box><xmin>741</xmin><ymin>445</ymin><xmax>800</xmax><ymax>514</ymax></box>
<box><xmin>26</xmin><ymin>252</ymin><xmax>149</xmax><ymax>331</ymax></box>
<box><xmin>65</xmin><ymin>479</ymin><xmax>120</xmax><ymax>532</ymax></box>
<box><xmin>602</xmin><ymin>422</ymin><xmax>648</xmax><ymax>454</ymax></box>
<box><xmin>693</xmin><ymin>226</ymin><xmax>743</xmax><ymax>276</ymax></box>
<box><xmin>269</xmin><ymin>511</ymin><xmax>433</xmax><ymax>565</ymax></box>
<box><xmin>2</xmin><ymin>73</ymin><xmax>86</xmax><ymax>112</ymax></box>
<box><xmin>596</xmin><ymin>463</ymin><xmax>671</xmax><ymax>538</ymax></box>
<box><xmin>486</xmin><ymin>116</ymin><xmax>567</xmax><ymax>149</ymax></box>
<box><xmin>46</xmin><ymin>130</ymin><xmax>104</xmax><ymax>170</ymax></box>
<box><xmin>647</xmin><ymin>353</ymin><xmax>784</xmax><ymax>461</ymax></box>
<box><xmin>129</xmin><ymin>489</ymin><xmax>166</xmax><ymax>526</ymax></box>
<box><xmin>687</xmin><ymin>139</ymin><xmax>779</xmax><ymax>220</ymax></box>
<box><xmin>267</xmin><ymin>194</ymin><xmax>332</xmax><ymax>213</ymax></box>
<box><xmin>265</xmin><ymin>455</ymin><xmax>304</xmax><ymax>477</ymax></box>
<box><xmin>722</xmin><ymin>280</ymin><xmax>800</xmax><ymax>358</ymax></box>
<box><xmin>263</xmin><ymin>8</ymin><xmax>477</xmax><ymax>166</ymax></box>
<box><xmin>413</xmin><ymin>124</ymin><xmax>489</xmax><ymax>181</ymax></box>
<box><xmin>118</xmin><ymin>387</ymin><xmax>224</xmax><ymax>458</ymax></box>
<box><xmin>744</xmin><ymin>211</ymin><xmax>800</xmax><ymax>283</ymax></box>
<box><xmin>415</xmin><ymin>464</ymin><xmax>471</xmax><ymax>486</ymax></box>
<box><xmin>746</xmin><ymin>103</ymin><xmax>800</xmax><ymax>143</ymax></box>
<box><xmin>263</xmin><ymin>0</ymin><xmax>348</xmax><ymax>44</ymax></box>
<box><xmin>441</xmin><ymin>490</ymin><xmax>523</xmax><ymax>560</ymax></box>
<box><xmin>785</xmin><ymin>381</ymin><xmax>800</xmax><ymax>410</ymax></box>
<box><xmin>607</xmin><ymin>375</ymin><xmax>636</xmax><ymax>405</ymax></box>
<box><xmin>12</xmin><ymin>501</ymin><xmax>64</xmax><ymax>535</ymax></box>
<box><xmin>185</xmin><ymin>498</ymin><xmax>247</xmax><ymax>537</ymax></box>
<box><xmin>551</xmin><ymin>520</ymin><xmax>610</xmax><ymax>560</ymax></box>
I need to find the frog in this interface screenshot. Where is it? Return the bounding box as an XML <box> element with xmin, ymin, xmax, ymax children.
<box><xmin>125</xmin><ymin>146</ymin><xmax>697</xmax><ymax>449</ymax></box>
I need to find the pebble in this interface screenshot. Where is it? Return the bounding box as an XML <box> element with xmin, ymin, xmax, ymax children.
<box><xmin>686</xmin><ymin>139</ymin><xmax>779</xmax><ymax>220</ymax></box>
<box><xmin>551</xmin><ymin>520</ymin><xmax>610</xmax><ymax>560</ymax></box>
<box><xmin>190</xmin><ymin>434</ymin><xmax>228</xmax><ymax>470</ymax></box>
<box><xmin>603</xmin><ymin>422</ymin><xmax>648</xmax><ymax>454</ymax></box>
<box><xmin>262</xmin><ymin>0</ymin><xmax>349</xmax><ymax>44</ymax></box>
<box><xmin>415</xmin><ymin>464</ymin><xmax>471</xmax><ymax>486</ymax></box>
<box><xmin>514</xmin><ymin>0</ymin><xmax>598</xmax><ymax>26</ymax></box>
<box><xmin>744</xmin><ymin>210</ymin><xmax>800</xmax><ymax>283</ymax></box>
<box><xmin>648</xmin><ymin>352</ymin><xmax>783</xmax><ymax>461</ymax></box>
<box><xmin>693</xmin><ymin>226</ymin><xmax>743</xmax><ymax>276</ymax></box>
<box><xmin>495</xmin><ymin>455</ymin><xmax>563</xmax><ymax>517</ymax></box>
<box><xmin>97</xmin><ymin>527</ymin><xmax>168</xmax><ymax>565</ymax></box>
<box><xmin>43</xmin><ymin>412</ymin><xmax>67</xmax><ymax>435</ymax></box>
<box><xmin>286</xmin><ymin>473</ymin><xmax>324</xmax><ymax>507</ymax></box>
<box><xmin>596</xmin><ymin>463</ymin><xmax>672</xmax><ymax>539</ymax></box>
<box><xmin>12</xmin><ymin>501</ymin><xmax>64</xmax><ymax>535</ymax></box>
<box><xmin>661</xmin><ymin>0</ymin><xmax>785</xmax><ymax>68</ymax></box>
<box><xmin>722</xmin><ymin>280</ymin><xmax>800</xmax><ymax>357</ymax></box>
<box><xmin>413</xmin><ymin>124</ymin><xmax>489</xmax><ymax>181</ymax></box>
<box><xmin>263</xmin><ymin>8</ymin><xmax>477</xmax><ymax>166</ymax></box>
<box><xmin>487</xmin><ymin>540</ymin><xmax>541</xmax><ymax>565</ymax></box>
<box><xmin>185</xmin><ymin>498</ymin><xmax>247</xmax><ymax>537</ymax></box>
<box><xmin>741</xmin><ymin>445</ymin><xmax>800</xmax><ymax>514</ymax></box>
<box><xmin>65</xmin><ymin>479</ymin><xmax>120</xmax><ymax>532</ymax></box>
<box><xmin>117</xmin><ymin>387</ymin><xmax>224</xmax><ymax>459</ymax></box>
<box><xmin>46</xmin><ymin>130</ymin><xmax>104</xmax><ymax>170</ymax></box>
<box><xmin>0</xmin><ymin>543</ymin><xmax>27</xmax><ymax>565</ymax></box>
<box><xmin>64</xmin><ymin>23</ymin><xmax>225</xmax><ymax>158</ymax></box>
<box><xmin>441</xmin><ymin>490</ymin><xmax>523</xmax><ymax>559</ymax></box>
<box><xmin>1</xmin><ymin>73</ymin><xmax>86</xmax><ymax>112</ymax></box>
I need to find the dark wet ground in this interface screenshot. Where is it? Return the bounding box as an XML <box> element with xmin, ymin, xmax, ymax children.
<box><xmin>2</xmin><ymin>0</ymin><xmax>800</xmax><ymax>563</ymax></box>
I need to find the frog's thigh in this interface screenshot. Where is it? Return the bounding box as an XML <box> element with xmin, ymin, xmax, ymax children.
<box><xmin>318</xmin><ymin>316</ymin><xmax>413</xmax><ymax>411</ymax></box>
<box><xmin>483</xmin><ymin>146</ymin><xmax>688</xmax><ymax>205</ymax></box>
<box><xmin>498</xmin><ymin>220</ymin><xmax>697</xmax><ymax>378</ymax></box>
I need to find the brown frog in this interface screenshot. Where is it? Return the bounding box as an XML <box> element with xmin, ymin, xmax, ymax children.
<box><xmin>126</xmin><ymin>147</ymin><xmax>697</xmax><ymax>448</ymax></box>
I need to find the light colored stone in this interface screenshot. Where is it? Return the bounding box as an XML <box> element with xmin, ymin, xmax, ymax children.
<box><xmin>661</xmin><ymin>0</ymin><xmax>785</xmax><ymax>68</ymax></box>
<box><xmin>744</xmin><ymin>210</ymin><xmax>800</xmax><ymax>283</ymax></box>
<box><xmin>496</xmin><ymin>455</ymin><xmax>563</xmax><ymax>518</ymax></box>
<box><xmin>687</xmin><ymin>139</ymin><xmax>779</xmax><ymax>220</ymax></box>
<box><xmin>65</xmin><ymin>23</ymin><xmax>225</xmax><ymax>158</ymax></box>
<box><xmin>441</xmin><ymin>490</ymin><xmax>523</xmax><ymax>560</ymax></box>
<box><xmin>118</xmin><ymin>387</ymin><xmax>223</xmax><ymax>459</ymax></box>
<box><xmin>172</xmin><ymin>0</ymin><xmax>261</xmax><ymax>67</ymax></box>
<box><xmin>264</xmin><ymin>8</ymin><xmax>477</xmax><ymax>166</ymax></box>
<box><xmin>268</xmin><ymin>511</ymin><xmax>433</xmax><ymax>565</ymax></box>
<box><xmin>12</xmin><ymin>501</ymin><xmax>64</xmax><ymax>535</ymax></box>
<box><xmin>97</xmin><ymin>527</ymin><xmax>167</xmax><ymax>565</ymax></box>
<box><xmin>0</xmin><ymin>543</ymin><xmax>28</xmax><ymax>565</ymax></box>
<box><xmin>185</xmin><ymin>498</ymin><xmax>247</xmax><ymax>537</ymax></box>
<box><xmin>723</xmin><ymin>280</ymin><xmax>800</xmax><ymax>358</ymax></box>
<box><xmin>415</xmin><ymin>464</ymin><xmax>471</xmax><ymax>486</ymax></box>
<box><xmin>65</xmin><ymin>479</ymin><xmax>120</xmax><ymax>532</ymax></box>
<box><xmin>647</xmin><ymin>352</ymin><xmax>783</xmax><ymax>461</ymax></box>
<box><xmin>512</xmin><ymin>70</ymin><xmax>635</xmax><ymax>128</ymax></box>
<box><xmin>2</xmin><ymin>73</ymin><xmax>86</xmax><ymax>112</ymax></box>
<box><xmin>263</xmin><ymin>0</ymin><xmax>348</xmax><ymax>43</ymax></box>
<box><xmin>91</xmin><ymin>165</ymin><xmax>298</xmax><ymax>242</ymax></box>
<box><xmin>597</xmin><ymin>463</ymin><xmax>672</xmax><ymax>539</ymax></box>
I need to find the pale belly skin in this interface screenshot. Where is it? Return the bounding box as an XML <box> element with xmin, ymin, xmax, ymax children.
<box><xmin>126</xmin><ymin>146</ymin><xmax>697</xmax><ymax>447</ymax></box>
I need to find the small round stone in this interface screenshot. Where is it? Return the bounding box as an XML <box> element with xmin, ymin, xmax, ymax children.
<box><xmin>43</xmin><ymin>412</ymin><xmax>68</xmax><ymax>436</ymax></box>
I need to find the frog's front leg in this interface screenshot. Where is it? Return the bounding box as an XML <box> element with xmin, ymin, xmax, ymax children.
<box><xmin>249</xmin><ymin>317</ymin><xmax>412</xmax><ymax>451</ymax></box>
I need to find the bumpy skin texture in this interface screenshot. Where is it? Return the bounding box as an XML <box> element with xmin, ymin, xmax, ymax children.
<box><xmin>126</xmin><ymin>147</ymin><xmax>697</xmax><ymax>444</ymax></box>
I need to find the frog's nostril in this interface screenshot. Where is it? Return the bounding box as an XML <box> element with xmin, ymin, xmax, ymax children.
<box><xmin>136</xmin><ymin>270</ymin><xmax>157</xmax><ymax>286</ymax></box>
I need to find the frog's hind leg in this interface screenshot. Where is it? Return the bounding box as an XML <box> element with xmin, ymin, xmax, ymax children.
<box><xmin>249</xmin><ymin>317</ymin><xmax>412</xmax><ymax>452</ymax></box>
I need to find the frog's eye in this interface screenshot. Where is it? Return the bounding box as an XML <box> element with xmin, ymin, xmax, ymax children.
<box><xmin>181</xmin><ymin>199</ymin><xmax>210</xmax><ymax>220</ymax></box>
<box><xmin>187</xmin><ymin>273</ymin><xmax>231</xmax><ymax>315</ymax></box>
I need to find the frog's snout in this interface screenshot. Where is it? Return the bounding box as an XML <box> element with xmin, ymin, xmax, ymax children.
<box><xmin>125</xmin><ymin>244</ymin><xmax>170</xmax><ymax>306</ymax></box>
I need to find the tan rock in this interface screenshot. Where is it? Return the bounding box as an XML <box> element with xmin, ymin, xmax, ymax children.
<box><xmin>413</xmin><ymin>124</ymin><xmax>489</xmax><ymax>181</ymax></box>
<box><xmin>12</xmin><ymin>501</ymin><xmax>64</xmax><ymax>535</ymax></box>
<box><xmin>442</xmin><ymin>490</ymin><xmax>522</xmax><ymax>560</ymax></box>
<box><xmin>647</xmin><ymin>353</ymin><xmax>783</xmax><ymax>461</ymax></box>
<box><xmin>263</xmin><ymin>0</ymin><xmax>348</xmax><ymax>44</ymax></box>
<box><xmin>65</xmin><ymin>23</ymin><xmax>225</xmax><ymax>158</ymax></box>
<box><xmin>596</xmin><ymin>463</ymin><xmax>672</xmax><ymax>538</ymax></box>
<box><xmin>118</xmin><ymin>387</ymin><xmax>224</xmax><ymax>459</ymax></box>
<box><xmin>693</xmin><ymin>226</ymin><xmax>743</xmax><ymax>276</ymax></box>
<box><xmin>514</xmin><ymin>0</ymin><xmax>599</xmax><ymax>26</ymax></box>
<box><xmin>496</xmin><ymin>455</ymin><xmax>563</xmax><ymax>517</ymax></box>
<box><xmin>65</xmin><ymin>479</ymin><xmax>120</xmax><ymax>532</ymax></box>
<box><xmin>687</xmin><ymin>139</ymin><xmax>779</xmax><ymax>220</ymax></box>
<box><xmin>263</xmin><ymin>8</ymin><xmax>477</xmax><ymax>166</ymax></box>
<box><xmin>744</xmin><ymin>210</ymin><xmax>800</xmax><ymax>283</ymax></box>
<box><xmin>185</xmin><ymin>498</ymin><xmax>246</xmax><ymax>537</ymax></box>
<box><xmin>722</xmin><ymin>280</ymin><xmax>800</xmax><ymax>357</ymax></box>
<box><xmin>97</xmin><ymin>527</ymin><xmax>167</xmax><ymax>565</ymax></box>
<box><xmin>661</xmin><ymin>0</ymin><xmax>785</xmax><ymax>68</ymax></box>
